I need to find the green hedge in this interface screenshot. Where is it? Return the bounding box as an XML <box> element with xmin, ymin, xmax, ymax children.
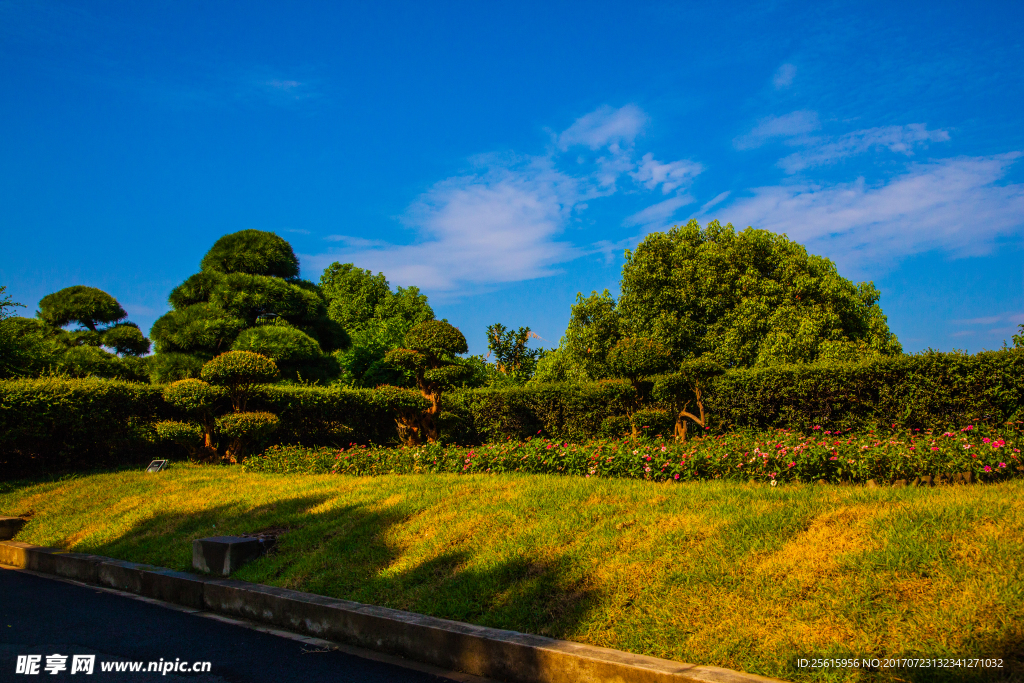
<box><xmin>248</xmin><ymin>384</ymin><xmax>428</xmax><ymax>447</ymax></box>
<box><xmin>709</xmin><ymin>349</ymin><xmax>1024</xmax><ymax>431</ymax></box>
<box><xmin>0</xmin><ymin>377</ymin><xmax>171</xmax><ymax>478</ymax></box>
<box><xmin>3</xmin><ymin>350</ymin><xmax>1022</xmax><ymax>478</ymax></box>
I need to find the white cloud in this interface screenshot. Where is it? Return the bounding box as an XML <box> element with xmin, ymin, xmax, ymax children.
<box><xmin>733</xmin><ymin>110</ymin><xmax>821</xmax><ymax>150</ymax></box>
<box><xmin>773</xmin><ymin>63</ymin><xmax>797</xmax><ymax>89</ymax></box>
<box><xmin>307</xmin><ymin>160</ymin><xmax>585</xmax><ymax>294</ymax></box>
<box><xmin>630</xmin><ymin>153</ymin><xmax>704</xmax><ymax>194</ymax></box>
<box><xmin>305</xmin><ymin>104</ymin><xmax>678</xmax><ymax>296</ymax></box>
<box><xmin>713</xmin><ymin>153</ymin><xmax>1024</xmax><ymax>272</ymax></box>
<box><xmin>557</xmin><ymin>104</ymin><xmax>648</xmax><ymax>151</ymax></box>
<box><xmin>700</xmin><ymin>191</ymin><xmax>731</xmax><ymax>213</ymax></box>
<box><xmin>779</xmin><ymin>124</ymin><xmax>950</xmax><ymax>173</ymax></box>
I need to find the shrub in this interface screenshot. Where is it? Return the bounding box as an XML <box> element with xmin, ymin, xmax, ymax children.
<box><xmin>216</xmin><ymin>411</ymin><xmax>279</xmax><ymax>462</ymax></box>
<box><xmin>200</xmin><ymin>350</ymin><xmax>279</xmax><ymax>411</ymax></box>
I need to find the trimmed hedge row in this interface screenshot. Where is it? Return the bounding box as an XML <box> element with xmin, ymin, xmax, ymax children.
<box><xmin>2</xmin><ymin>349</ymin><xmax>1022</xmax><ymax>478</ymax></box>
<box><xmin>0</xmin><ymin>378</ymin><xmax>172</xmax><ymax>478</ymax></box>
<box><xmin>709</xmin><ymin>349</ymin><xmax>1024</xmax><ymax>431</ymax></box>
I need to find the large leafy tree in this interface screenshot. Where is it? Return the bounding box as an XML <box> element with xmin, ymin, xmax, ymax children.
<box><xmin>150</xmin><ymin>230</ymin><xmax>346</xmax><ymax>383</ymax></box>
<box><xmin>320</xmin><ymin>263</ymin><xmax>434</xmax><ymax>387</ymax></box>
<box><xmin>551</xmin><ymin>220</ymin><xmax>901</xmax><ymax>380</ymax></box>
<box><xmin>618</xmin><ymin>220</ymin><xmax>901</xmax><ymax>368</ymax></box>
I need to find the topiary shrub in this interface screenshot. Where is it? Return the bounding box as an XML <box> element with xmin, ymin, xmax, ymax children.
<box><xmin>385</xmin><ymin>320</ymin><xmax>470</xmax><ymax>444</ymax></box>
<box><xmin>216</xmin><ymin>411</ymin><xmax>279</xmax><ymax>462</ymax></box>
<box><xmin>200</xmin><ymin>350</ymin><xmax>279</xmax><ymax>411</ymax></box>
<box><xmin>232</xmin><ymin>324</ymin><xmax>338</xmax><ymax>382</ymax></box>
<box><xmin>162</xmin><ymin>378</ymin><xmax>224</xmax><ymax>459</ymax></box>
<box><xmin>200</xmin><ymin>230</ymin><xmax>300</xmax><ymax>279</ymax></box>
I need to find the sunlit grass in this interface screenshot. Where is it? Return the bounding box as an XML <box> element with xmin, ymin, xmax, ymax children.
<box><xmin>2</xmin><ymin>466</ymin><xmax>1021</xmax><ymax>683</ymax></box>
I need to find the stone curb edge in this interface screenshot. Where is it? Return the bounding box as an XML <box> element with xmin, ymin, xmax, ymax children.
<box><xmin>0</xmin><ymin>541</ymin><xmax>786</xmax><ymax>683</ymax></box>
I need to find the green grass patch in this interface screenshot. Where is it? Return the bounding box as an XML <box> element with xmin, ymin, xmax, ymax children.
<box><xmin>2</xmin><ymin>467</ymin><xmax>1021</xmax><ymax>683</ymax></box>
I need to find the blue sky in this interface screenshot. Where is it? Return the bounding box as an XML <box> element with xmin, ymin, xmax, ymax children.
<box><xmin>2</xmin><ymin>0</ymin><xmax>1022</xmax><ymax>356</ymax></box>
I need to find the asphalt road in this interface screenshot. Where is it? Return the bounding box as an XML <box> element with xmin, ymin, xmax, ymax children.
<box><xmin>0</xmin><ymin>568</ymin><xmax>465</xmax><ymax>682</ymax></box>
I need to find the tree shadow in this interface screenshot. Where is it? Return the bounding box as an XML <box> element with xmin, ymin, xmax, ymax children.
<box><xmin>75</xmin><ymin>490</ymin><xmax>599</xmax><ymax>646</ymax></box>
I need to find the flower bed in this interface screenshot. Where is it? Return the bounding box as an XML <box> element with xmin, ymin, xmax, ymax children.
<box><xmin>242</xmin><ymin>423</ymin><xmax>1023</xmax><ymax>484</ymax></box>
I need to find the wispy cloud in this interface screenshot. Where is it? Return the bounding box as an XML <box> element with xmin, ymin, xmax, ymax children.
<box><xmin>733</xmin><ymin>110</ymin><xmax>820</xmax><ymax>150</ymax></box>
<box><xmin>630</xmin><ymin>153</ymin><xmax>703</xmax><ymax>194</ymax></box>
<box><xmin>624</xmin><ymin>194</ymin><xmax>695</xmax><ymax>227</ymax></box>
<box><xmin>773</xmin><ymin>63</ymin><xmax>797</xmax><ymax>89</ymax></box>
<box><xmin>307</xmin><ymin>159</ymin><xmax>583</xmax><ymax>294</ymax></box>
<box><xmin>947</xmin><ymin>312</ymin><xmax>1024</xmax><ymax>339</ymax></box>
<box><xmin>306</xmin><ymin>105</ymin><xmax>704</xmax><ymax>297</ymax></box>
<box><xmin>779</xmin><ymin>123</ymin><xmax>950</xmax><ymax>173</ymax></box>
<box><xmin>557</xmin><ymin>104</ymin><xmax>648</xmax><ymax>151</ymax></box>
<box><xmin>711</xmin><ymin>153</ymin><xmax>1024</xmax><ymax>273</ymax></box>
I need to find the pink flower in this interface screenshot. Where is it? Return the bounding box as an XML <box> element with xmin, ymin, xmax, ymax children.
<box><xmin>788</xmin><ymin>462</ymin><xmax>795</xmax><ymax>468</ymax></box>
<box><xmin>998</xmin><ymin>462</ymin><xmax>1007</xmax><ymax>468</ymax></box>
<box><xmin>813</xmin><ymin>426</ymin><xmax>822</xmax><ymax>430</ymax></box>
<box><xmin>829</xmin><ymin>456</ymin><xmax>838</xmax><ymax>460</ymax></box>
<box><xmin>983</xmin><ymin>465</ymin><xmax>992</xmax><ymax>472</ymax></box>
<box><xmin>674</xmin><ymin>473</ymin><xmax>680</xmax><ymax>480</ymax></box>
<box><xmin>983</xmin><ymin>437</ymin><xmax>991</xmax><ymax>443</ymax></box>
<box><xmin>546</xmin><ymin>444</ymin><xmax>553</xmax><ymax>449</ymax></box>
<box><xmin>931</xmin><ymin>447</ymin><xmax>939</xmax><ymax>451</ymax></box>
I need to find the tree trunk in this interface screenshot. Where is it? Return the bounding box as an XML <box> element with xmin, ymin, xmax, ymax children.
<box><xmin>674</xmin><ymin>386</ymin><xmax>707</xmax><ymax>443</ymax></box>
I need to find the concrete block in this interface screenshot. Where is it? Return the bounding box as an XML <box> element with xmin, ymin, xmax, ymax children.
<box><xmin>141</xmin><ymin>568</ymin><xmax>205</xmax><ymax>609</ymax></box>
<box><xmin>0</xmin><ymin>517</ymin><xmax>26</xmax><ymax>540</ymax></box>
<box><xmin>98</xmin><ymin>559</ymin><xmax>156</xmax><ymax>594</ymax></box>
<box><xmin>192</xmin><ymin>536</ymin><xmax>264</xmax><ymax>576</ymax></box>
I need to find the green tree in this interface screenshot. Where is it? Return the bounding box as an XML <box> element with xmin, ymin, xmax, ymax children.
<box><xmin>650</xmin><ymin>359</ymin><xmax>725</xmax><ymax>442</ymax></box>
<box><xmin>547</xmin><ymin>290</ymin><xmax>622</xmax><ymax>382</ymax></box>
<box><xmin>0</xmin><ymin>286</ymin><xmax>37</xmax><ymax>378</ymax></box>
<box><xmin>617</xmin><ymin>219</ymin><xmax>901</xmax><ymax>368</ymax></box>
<box><xmin>37</xmin><ymin>286</ymin><xmax>151</xmax><ymax>357</ymax></box>
<box><xmin>485</xmin><ymin>323</ymin><xmax>544</xmax><ymax>383</ymax></box>
<box><xmin>0</xmin><ymin>286</ymin><xmax>151</xmax><ymax>380</ymax></box>
<box><xmin>1013</xmin><ymin>324</ymin><xmax>1024</xmax><ymax>349</ymax></box>
<box><xmin>150</xmin><ymin>230</ymin><xmax>345</xmax><ymax>383</ymax></box>
<box><xmin>157</xmin><ymin>351</ymin><xmax>279</xmax><ymax>462</ymax></box>
<box><xmin>384</xmin><ymin>320</ymin><xmax>469</xmax><ymax>444</ymax></box>
<box><xmin>319</xmin><ymin>263</ymin><xmax>434</xmax><ymax>387</ymax></box>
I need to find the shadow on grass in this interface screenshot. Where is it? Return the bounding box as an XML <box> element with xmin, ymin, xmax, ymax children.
<box><xmin>81</xmin><ymin>490</ymin><xmax>599</xmax><ymax>645</ymax></box>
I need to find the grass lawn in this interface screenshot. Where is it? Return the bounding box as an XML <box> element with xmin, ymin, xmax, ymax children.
<box><xmin>1</xmin><ymin>467</ymin><xmax>1021</xmax><ymax>683</ymax></box>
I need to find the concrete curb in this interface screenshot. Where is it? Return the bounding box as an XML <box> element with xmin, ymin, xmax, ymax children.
<box><xmin>0</xmin><ymin>541</ymin><xmax>785</xmax><ymax>683</ymax></box>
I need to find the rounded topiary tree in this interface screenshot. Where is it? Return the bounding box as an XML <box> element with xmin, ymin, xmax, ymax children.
<box><xmin>38</xmin><ymin>286</ymin><xmax>126</xmax><ymax>332</ymax></box>
<box><xmin>158</xmin><ymin>378</ymin><xmax>225</xmax><ymax>460</ymax></box>
<box><xmin>200</xmin><ymin>230</ymin><xmax>301</xmax><ymax>279</ymax></box>
<box><xmin>150</xmin><ymin>230</ymin><xmax>346</xmax><ymax>383</ymax></box>
<box><xmin>18</xmin><ymin>285</ymin><xmax>152</xmax><ymax>381</ymax></box>
<box><xmin>200</xmin><ymin>350</ymin><xmax>278</xmax><ymax>412</ymax></box>
<box><xmin>608</xmin><ymin>337</ymin><xmax>672</xmax><ymax>437</ymax></box>
<box><xmin>216</xmin><ymin>411</ymin><xmax>279</xmax><ymax>463</ymax></box>
<box><xmin>231</xmin><ymin>323</ymin><xmax>341</xmax><ymax>382</ymax></box>
<box><xmin>384</xmin><ymin>320</ymin><xmax>469</xmax><ymax>444</ymax></box>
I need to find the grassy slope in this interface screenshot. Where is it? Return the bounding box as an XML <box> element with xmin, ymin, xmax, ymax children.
<box><xmin>2</xmin><ymin>467</ymin><xmax>1021</xmax><ymax>683</ymax></box>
